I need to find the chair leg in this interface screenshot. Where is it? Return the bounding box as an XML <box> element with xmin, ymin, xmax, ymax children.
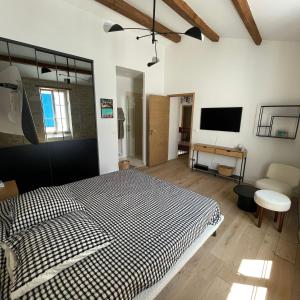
<box><xmin>274</xmin><ymin>212</ymin><xmax>278</xmax><ymax>223</ymax></box>
<box><xmin>257</xmin><ymin>206</ymin><xmax>264</xmax><ymax>228</ymax></box>
<box><xmin>278</xmin><ymin>212</ymin><xmax>285</xmax><ymax>233</ymax></box>
<box><xmin>255</xmin><ymin>206</ymin><xmax>260</xmax><ymax>218</ymax></box>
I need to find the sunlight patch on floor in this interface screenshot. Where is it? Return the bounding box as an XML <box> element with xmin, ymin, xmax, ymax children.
<box><xmin>238</xmin><ymin>259</ymin><xmax>273</xmax><ymax>279</ymax></box>
<box><xmin>227</xmin><ymin>283</ymin><xmax>267</xmax><ymax>300</ymax></box>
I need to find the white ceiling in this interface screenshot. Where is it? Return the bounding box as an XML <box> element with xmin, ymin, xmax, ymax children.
<box><xmin>122</xmin><ymin>0</ymin><xmax>300</xmax><ymax>42</ymax></box>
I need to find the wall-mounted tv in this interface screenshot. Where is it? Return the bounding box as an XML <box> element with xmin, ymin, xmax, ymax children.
<box><xmin>200</xmin><ymin>107</ymin><xmax>243</xmax><ymax>132</ymax></box>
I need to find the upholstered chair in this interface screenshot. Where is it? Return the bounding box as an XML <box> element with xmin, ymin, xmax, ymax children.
<box><xmin>255</xmin><ymin>163</ymin><xmax>300</xmax><ymax>197</ymax></box>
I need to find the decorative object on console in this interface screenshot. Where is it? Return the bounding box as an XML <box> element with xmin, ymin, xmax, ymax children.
<box><xmin>193</xmin><ymin>163</ymin><xmax>209</xmax><ymax>171</ymax></box>
<box><xmin>236</xmin><ymin>144</ymin><xmax>246</xmax><ymax>151</ymax></box>
<box><xmin>217</xmin><ymin>165</ymin><xmax>235</xmax><ymax>177</ymax></box>
<box><xmin>102</xmin><ymin>0</ymin><xmax>202</xmax><ymax>67</ymax></box>
<box><xmin>256</xmin><ymin>105</ymin><xmax>300</xmax><ymax>139</ymax></box>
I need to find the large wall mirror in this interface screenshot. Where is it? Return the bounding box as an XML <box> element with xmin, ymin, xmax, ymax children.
<box><xmin>0</xmin><ymin>39</ymin><xmax>96</xmax><ymax>147</ymax></box>
<box><xmin>0</xmin><ymin>38</ymin><xmax>98</xmax><ymax>193</ymax></box>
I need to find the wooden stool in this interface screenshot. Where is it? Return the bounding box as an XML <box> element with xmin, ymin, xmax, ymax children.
<box><xmin>254</xmin><ymin>190</ymin><xmax>291</xmax><ymax>232</ymax></box>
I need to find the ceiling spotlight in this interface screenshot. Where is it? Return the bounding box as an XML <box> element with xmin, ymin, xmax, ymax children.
<box><xmin>41</xmin><ymin>66</ymin><xmax>51</xmax><ymax>74</ymax></box>
<box><xmin>103</xmin><ymin>21</ymin><xmax>124</xmax><ymax>33</ymax></box>
<box><xmin>147</xmin><ymin>56</ymin><xmax>159</xmax><ymax>67</ymax></box>
<box><xmin>184</xmin><ymin>26</ymin><xmax>202</xmax><ymax>40</ymax></box>
<box><xmin>103</xmin><ymin>21</ymin><xmax>113</xmax><ymax>32</ymax></box>
<box><xmin>109</xmin><ymin>24</ymin><xmax>124</xmax><ymax>32</ymax></box>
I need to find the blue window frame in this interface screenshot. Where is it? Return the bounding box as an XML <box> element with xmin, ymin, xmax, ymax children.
<box><xmin>41</xmin><ymin>90</ymin><xmax>55</xmax><ymax>128</ymax></box>
<box><xmin>40</xmin><ymin>88</ymin><xmax>71</xmax><ymax>135</ymax></box>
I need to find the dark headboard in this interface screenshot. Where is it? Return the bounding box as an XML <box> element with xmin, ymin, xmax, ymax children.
<box><xmin>0</xmin><ymin>139</ymin><xmax>99</xmax><ymax>193</ymax></box>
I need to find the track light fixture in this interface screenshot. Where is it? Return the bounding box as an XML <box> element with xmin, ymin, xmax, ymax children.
<box><xmin>103</xmin><ymin>0</ymin><xmax>202</xmax><ymax>67</ymax></box>
<box><xmin>147</xmin><ymin>56</ymin><xmax>160</xmax><ymax>67</ymax></box>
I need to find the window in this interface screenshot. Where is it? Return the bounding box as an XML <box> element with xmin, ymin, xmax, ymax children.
<box><xmin>40</xmin><ymin>88</ymin><xmax>72</xmax><ymax>136</ymax></box>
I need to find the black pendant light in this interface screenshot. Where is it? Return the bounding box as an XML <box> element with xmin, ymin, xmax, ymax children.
<box><xmin>103</xmin><ymin>0</ymin><xmax>202</xmax><ymax>67</ymax></box>
<box><xmin>108</xmin><ymin>24</ymin><xmax>124</xmax><ymax>32</ymax></box>
<box><xmin>41</xmin><ymin>66</ymin><xmax>52</xmax><ymax>74</ymax></box>
<box><xmin>184</xmin><ymin>27</ymin><xmax>202</xmax><ymax>41</ymax></box>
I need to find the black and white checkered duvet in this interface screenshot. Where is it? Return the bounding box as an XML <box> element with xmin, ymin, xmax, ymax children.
<box><xmin>1</xmin><ymin>169</ymin><xmax>221</xmax><ymax>300</ymax></box>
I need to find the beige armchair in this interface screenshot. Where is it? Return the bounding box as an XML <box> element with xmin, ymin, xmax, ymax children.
<box><xmin>255</xmin><ymin>163</ymin><xmax>300</xmax><ymax>197</ymax></box>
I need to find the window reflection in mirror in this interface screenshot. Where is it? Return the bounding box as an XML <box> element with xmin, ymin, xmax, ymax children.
<box><xmin>0</xmin><ymin>39</ymin><xmax>96</xmax><ymax>148</ymax></box>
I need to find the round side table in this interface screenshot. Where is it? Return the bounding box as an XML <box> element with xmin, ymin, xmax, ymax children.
<box><xmin>233</xmin><ymin>184</ymin><xmax>259</xmax><ymax>212</ymax></box>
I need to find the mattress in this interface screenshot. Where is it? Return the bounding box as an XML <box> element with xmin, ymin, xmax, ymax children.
<box><xmin>1</xmin><ymin>169</ymin><xmax>221</xmax><ymax>299</ymax></box>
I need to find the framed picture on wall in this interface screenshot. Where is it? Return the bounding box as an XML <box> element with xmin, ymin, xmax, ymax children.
<box><xmin>100</xmin><ymin>98</ymin><xmax>113</xmax><ymax>118</ymax></box>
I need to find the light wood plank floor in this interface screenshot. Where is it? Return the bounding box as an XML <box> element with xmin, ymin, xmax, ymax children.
<box><xmin>142</xmin><ymin>156</ymin><xmax>300</xmax><ymax>300</ymax></box>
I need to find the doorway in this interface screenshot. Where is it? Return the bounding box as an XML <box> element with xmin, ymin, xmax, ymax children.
<box><xmin>147</xmin><ymin>93</ymin><xmax>194</xmax><ymax>167</ymax></box>
<box><xmin>116</xmin><ymin>67</ymin><xmax>144</xmax><ymax>167</ymax></box>
<box><xmin>168</xmin><ymin>95</ymin><xmax>193</xmax><ymax>163</ymax></box>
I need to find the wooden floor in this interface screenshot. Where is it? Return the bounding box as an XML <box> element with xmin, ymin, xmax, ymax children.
<box><xmin>143</xmin><ymin>156</ymin><xmax>300</xmax><ymax>300</ymax></box>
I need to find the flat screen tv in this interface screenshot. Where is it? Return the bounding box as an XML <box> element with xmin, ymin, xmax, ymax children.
<box><xmin>200</xmin><ymin>107</ymin><xmax>243</xmax><ymax>132</ymax></box>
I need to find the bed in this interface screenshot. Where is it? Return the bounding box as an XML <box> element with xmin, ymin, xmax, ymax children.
<box><xmin>0</xmin><ymin>169</ymin><xmax>223</xmax><ymax>300</ymax></box>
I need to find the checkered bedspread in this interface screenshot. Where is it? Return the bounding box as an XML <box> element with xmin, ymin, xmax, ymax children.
<box><xmin>1</xmin><ymin>169</ymin><xmax>221</xmax><ymax>299</ymax></box>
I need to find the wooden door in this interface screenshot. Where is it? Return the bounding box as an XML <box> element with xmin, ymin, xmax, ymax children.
<box><xmin>148</xmin><ymin>95</ymin><xmax>170</xmax><ymax>167</ymax></box>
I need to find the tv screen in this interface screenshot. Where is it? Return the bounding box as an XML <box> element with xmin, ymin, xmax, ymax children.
<box><xmin>200</xmin><ymin>107</ymin><xmax>243</xmax><ymax>132</ymax></box>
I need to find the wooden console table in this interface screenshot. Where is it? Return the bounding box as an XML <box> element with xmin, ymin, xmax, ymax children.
<box><xmin>191</xmin><ymin>143</ymin><xmax>247</xmax><ymax>183</ymax></box>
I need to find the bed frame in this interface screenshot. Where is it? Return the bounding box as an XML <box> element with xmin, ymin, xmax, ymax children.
<box><xmin>134</xmin><ymin>215</ymin><xmax>224</xmax><ymax>300</ymax></box>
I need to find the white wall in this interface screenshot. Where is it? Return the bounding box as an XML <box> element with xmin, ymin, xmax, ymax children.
<box><xmin>2</xmin><ymin>0</ymin><xmax>300</xmax><ymax>182</ymax></box>
<box><xmin>168</xmin><ymin>97</ymin><xmax>181</xmax><ymax>160</ymax></box>
<box><xmin>0</xmin><ymin>0</ymin><xmax>165</xmax><ymax>174</ymax></box>
<box><xmin>165</xmin><ymin>38</ymin><xmax>300</xmax><ymax>182</ymax></box>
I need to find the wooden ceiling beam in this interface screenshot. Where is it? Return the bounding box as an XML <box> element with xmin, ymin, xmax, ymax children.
<box><xmin>95</xmin><ymin>0</ymin><xmax>181</xmax><ymax>43</ymax></box>
<box><xmin>231</xmin><ymin>0</ymin><xmax>262</xmax><ymax>45</ymax></box>
<box><xmin>162</xmin><ymin>0</ymin><xmax>219</xmax><ymax>42</ymax></box>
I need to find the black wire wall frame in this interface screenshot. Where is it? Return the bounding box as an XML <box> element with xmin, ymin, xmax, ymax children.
<box><xmin>256</xmin><ymin>105</ymin><xmax>300</xmax><ymax>140</ymax></box>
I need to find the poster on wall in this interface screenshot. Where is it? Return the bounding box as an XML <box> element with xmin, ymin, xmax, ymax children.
<box><xmin>100</xmin><ymin>98</ymin><xmax>113</xmax><ymax>118</ymax></box>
